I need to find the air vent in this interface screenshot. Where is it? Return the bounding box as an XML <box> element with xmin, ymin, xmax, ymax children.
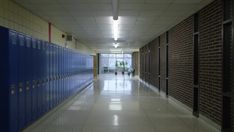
<box><xmin>66</xmin><ymin>35</ymin><xmax>73</xmax><ymax>41</ymax></box>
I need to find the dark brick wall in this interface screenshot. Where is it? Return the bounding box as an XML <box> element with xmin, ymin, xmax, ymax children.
<box><xmin>132</xmin><ymin>52</ymin><xmax>139</xmax><ymax>75</ymax></box>
<box><xmin>149</xmin><ymin>39</ymin><xmax>159</xmax><ymax>87</ymax></box>
<box><xmin>155</xmin><ymin>39</ymin><xmax>160</xmax><ymax>88</ymax></box>
<box><xmin>139</xmin><ymin>0</ymin><xmax>227</xmax><ymax>127</ymax></box>
<box><xmin>168</xmin><ymin>17</ymin><xmax>194</xmax><ymax>108</ymax></box>
<box><xmin>160</xmin><ymin>33</ymin><xmax>166</xmax><ymax>92</ymax></box>
<box><xmin>140</xmin><ymin>48</ymin><xmax>145</xmax><ymax>80</ymax></box>
<box><xmin>199</xmin><ymin>0</ymin><xmax>223</xmax><ymax>125</ymax></box>
<box><xmin>231</xmin><ymin>0</ymin><xmax>234</xmax><ymax>131</ymax></box>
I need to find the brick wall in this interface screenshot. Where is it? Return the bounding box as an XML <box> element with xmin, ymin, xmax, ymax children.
<box><xmin>148</xmin><ymin>40</ymin><xmax>157</xmax><ymax>87</ymax></box>
<box><xmin>139</xmin><ymin>0</ymin><xmax>225</xmax><ymax>127</ymax></box>
<box><xmin>142</xmin><ymin>38</ymin><xmax>159</xmax><ymax>88</ymax></box>
<box><xmin>152</xmin><ymin>38</ymin><xmax>159</xmax><ymax>87</ymax></box>
<box><xmin>231</xmin><ymin>1</ymin><xmax>234</xmax><ymax>131</ymax></box>
<box><xmin>199</xmin><ymin>0</ymin><xmax>223</xmax><ymax>125</ymax></box>
<box><xmin>132</xmin><ymin>52</ymin><xmax>139</xmax><ymax>75</ymax></box>
<box><xmin>168</xmin><ymin>16</ymin><xmax>194</xmax><ymax>108</ymax></box>
<box><xmin>160</xmin><ymin>33</ymin><xmax>166</xmax><ymax>92</ymax></box>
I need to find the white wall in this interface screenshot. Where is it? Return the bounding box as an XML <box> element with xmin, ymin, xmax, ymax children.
<box><xmin>0</xmin><ymin>0</ymin><xmax>95</xmax><ymax>55</ymax></box>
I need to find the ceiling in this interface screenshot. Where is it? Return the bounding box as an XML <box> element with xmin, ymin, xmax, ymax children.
<box><xmin>14</xmin><ymin>0</ymin><xmax>213</xmax><ymax>53</ymax></box>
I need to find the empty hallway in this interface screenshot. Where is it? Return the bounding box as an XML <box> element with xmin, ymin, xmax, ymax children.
<box><xmin>0</xmin><ymin>0</ymin><xmax>233</xmax><ymax>132</ymax></box>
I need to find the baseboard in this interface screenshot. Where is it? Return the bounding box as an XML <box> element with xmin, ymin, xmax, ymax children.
<box><xmin>168</xmin><ymin>96</ymin><xmax>193</xmax><ymax>112</ymax></box>
<box><xmin>199</xmin><ymin>113</ymin><xmax>222</xmax><ymax>131</ymax></box>
<box><xmin>138</xmin><ymin>78</ymin><xmax>221</xmax><ymax>132</ymax></box>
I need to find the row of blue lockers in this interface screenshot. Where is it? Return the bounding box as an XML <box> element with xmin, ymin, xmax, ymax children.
<box><xmin>0</xmin><ymin>26</ymin><xmax>94</xmax><ymax>132</ymax></box>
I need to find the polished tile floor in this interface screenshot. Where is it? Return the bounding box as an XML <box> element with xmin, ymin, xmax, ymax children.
<box><xmin>24</xmin><ymin>74</ymin><xmax>219</xmax><ymax>132</ymax></box>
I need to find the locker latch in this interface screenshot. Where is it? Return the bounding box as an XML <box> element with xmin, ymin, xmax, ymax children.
<box><xmin>10</xmin><ymin>84</ymin><xmax>15</xmax><ymax>95</ymax></box>
<box><xmin>19</xmin><ymin>83</ymin><xmax>23</xmax><ymax>93</ymax></box>
<box><xmin>26</xmin><ymin>81</ymin><xmax>30</xmax><ymax>91</ymax></box>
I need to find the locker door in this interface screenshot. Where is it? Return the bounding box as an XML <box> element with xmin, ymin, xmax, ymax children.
<box><xmin>58</xmin><ymin>46</ymin><xmax>61</xmax><ymax>103</ymax></box>
<box><xmin>46</xmin><ymin>42</ymin><xmax>50</xmax><ymax>112</ymax></box>
<box><xmin>25</xmin><ymin>36</ymin><xmax>32</xmax><ymax>125</ymax></box>
<box><xmin>31</xmin><ymin>38</ymin><xmax>37</xmax><ymax>121</ymax></box>
<box><xmin>36</xmin><ymin>40</ymin><xmax>42</xmax><ymax>117</ymax></box>
<box><xmin>62</xmin><ymin>47</ymin><xmax>65</xmax><ymax>101</ymax></box>
<box><xmin>9</xmin><ymin>30</ymin><xmax>19</xmax><ymax>132</ymax></box>
<box><xmin>51</xmin><ymin>44</ymin><xmax>55</xmax><ymax>108</ymax></box>
<box><xmin>18</xmin><ymin>33</ymin><xmax>26</xmax><ymax>130</ymax></box>
<box><xmin>65</xmin><ymin>48</ymin><xmax>68</xmax><ymax>98</ymax></box>
<box><xmin>55</xmin><ymin>45</ymin><xmax>58</xmax><ymax>106</ymax></box>
<box><xmin>42</xmin><ymin>41</ymin><xmax>47</xmax><ymax>114</ymax></box>
<box><xmin>49</xmin><ymin>44</ymin><xmax>53</xmax><ymax>110</ymax></box>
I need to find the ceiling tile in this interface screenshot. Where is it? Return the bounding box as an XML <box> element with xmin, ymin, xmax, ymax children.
<box><xmin>13</xmin><ymin>0</ymin><xmax>214</xmax><ymax>52</ymax></box>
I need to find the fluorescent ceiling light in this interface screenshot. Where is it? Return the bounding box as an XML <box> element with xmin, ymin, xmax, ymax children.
<box><xmin>110</xmin><ymin>48</ymin><xmax>122</xmax><ymax>53</ymax></box>
<box><xmin>113</xmin><ymin>20</ymin><xmax>119</xmax><ymax>41</ymax></box>
<box><xmin>112</xmin><ymin>0</ymin><xmax>119</xmax><ymax>20</ymax></box>
<box><xmin>111</xmin><ymin>98</ymin><xmax>121</xmax><ymax>102</ymax></box>
<box><xmin>113</xmin><ymin>43</ymin><xmax>119</xmax><ymax>48</ymax></box>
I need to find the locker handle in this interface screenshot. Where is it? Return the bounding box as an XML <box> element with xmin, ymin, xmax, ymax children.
<box><xmin>19</xmin><ymin>88</ymin><xmax>23</xmax><ymax>93</ymax></box>
<box><xmin>11</xmin><ymin>90</ymin><xmax>15</xmax><ymax>95</ymax></box>
<box><xmin>10</xmin><ymin>85</ymin><xmax>15</xmax><ymax>95</ymax></box>
<box><xmin>26</xmin><ymin>86</ymin><xmax>30</xmax><ymax>91</ymax></box>
<box><xmin>19</xmin><ymin>83</ymin><xmax>23</xmax><ymax>93</ymax></box>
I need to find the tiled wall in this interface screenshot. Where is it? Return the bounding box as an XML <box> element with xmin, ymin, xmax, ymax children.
<box><xmin>0</xmin><ymin>0</ymin><xmax>94</xmax><ymax>55</ymax></box>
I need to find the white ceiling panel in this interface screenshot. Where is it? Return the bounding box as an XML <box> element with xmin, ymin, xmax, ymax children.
<box><xmin>95</xmin><ymin>16</ymin><xmax>113</xmax><ymax>24</ymax></box>
<box><xmin>145</xmin><ymin>0</ymin><xmax>173</xmax><ymax>4</ymax></box>
<box><xmin>14</xmin><ymin>0</ymin><xmax>214</xmax><ymax>53</ymax></box>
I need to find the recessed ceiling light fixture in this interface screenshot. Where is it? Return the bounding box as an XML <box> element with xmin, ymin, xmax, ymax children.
<box><xmin>113</xmin><ymin>20</ymin><xmax>119</xmax><ymax>41</ymax></box>
<box><xmin>113</xmin><ymin>43</ymin><xmax>119</xmax><ymax>48</ymax></box>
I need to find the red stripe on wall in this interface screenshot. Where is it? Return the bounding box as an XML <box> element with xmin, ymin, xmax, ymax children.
<box><xmin>48</xmin><ymin>22</ymin><xmax>51</xmax><ymax>43</ymax></box>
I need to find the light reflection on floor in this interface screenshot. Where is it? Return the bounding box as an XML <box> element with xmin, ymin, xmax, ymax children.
<box><xmin>23</xmin><ymin>74</ymin><xmax>219</xmax><ymax>132</ymax></box>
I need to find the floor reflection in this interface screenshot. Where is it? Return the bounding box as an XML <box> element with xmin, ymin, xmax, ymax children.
<box><xmin>23</xmin><ymin>74</ymin><xmax>219</xmax><ymax>132</ymax></box>
<box><xmin>103</xmin><ymin>80</ymin><xmax>132</xmax><ymax>94</ymax></box>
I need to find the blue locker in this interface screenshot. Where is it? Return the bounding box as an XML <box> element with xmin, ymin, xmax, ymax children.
<box><xmin>52</xmin><ymin>44</ymin><xmax>55</xmax><ymax>107</ymax></box>
<box><xmin>49</xmin><ymin>44</ymin><xmax>53</xmax><ymax>110</ymax></box>
<box><xmin>60</xmin><ymin>47</ymin><xmax>62</xmax><ymax>101</ymax></box>
<box><xmin>9</xmin><ymin>30</ymin><xmax>19</xmax><ymax>132</ymax></box>
<box><xmin>58</xmin><ymin>46</ymin><xmax>61</xmax><ymax>103</ymax></box>
<box><xmin>55</xmin><ymin>45</ymin><xmax>58</xmax><ymax>106</ymax></box>
<box><xmin>39</xmin><ymin>40</ymin><xmax>44</xmax><ymax>116</ymax></box>
<box><xmin>18</xmin><ymin>33</ymin><xmax>26</xmax><ymax>130</ymax></box>
<box><xmin>62</xmin><ymin>47</ymin><xmax>65</xmax><ymax>100</ymax></box>
<box><xmin>0</xmin><ymin>27</ymin><xmax>18</xmax><ymax>132</ymax></box>
<box><xmin>54</xmin><ymin>44</ymin><xmax>56</xmax><ymax>106</ymax></box>
<box><xmin>46</xmin><ymin>42</ymin><xmax>50</xmax><ymax>112</ymax></box>
<box><xmin>36</xmin><ymin>40</ymin><xmax>42</xmax><ymax>118</ymax></box>
<box><xmin>57</xmin><ymin>46</ymin><xmax>60</xmax><ymax>104</ymax></box>
<box><xmin>31</xmin><ymin>38</ymin><xmax>37</xmax><ymax>121</ymax></box>
<box><xmin>56</xmin><ymin>46</ymin><xmax>58</xmax><ymax>104</ymax></box>
<box><xmin>44</xmin><ymin>42</ymin><xmax>48</xmax><ymax>114</ymax></box>
<box><xmin>41</xmin><ymin>41</ymin><xmax>46</xmax><ymax>114</ymax></box>
<box><xmin>66</xmin><ymin>48</ymin><xmax>68</xmax><ymax>98</ymax></box>
<box><xmin>53</xmin><ymin>45</ymin><xmax>56</xmax><ymax>106</ymax></box>
<box><xmin>64</xmin><ymin>49</ymin><xmax>66</xmax><ymax>97</ymax></box>
<box><xmin>25</xmin><ymin>35</ymin><xmax>32</xmax><ymax>125</ymax></box>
